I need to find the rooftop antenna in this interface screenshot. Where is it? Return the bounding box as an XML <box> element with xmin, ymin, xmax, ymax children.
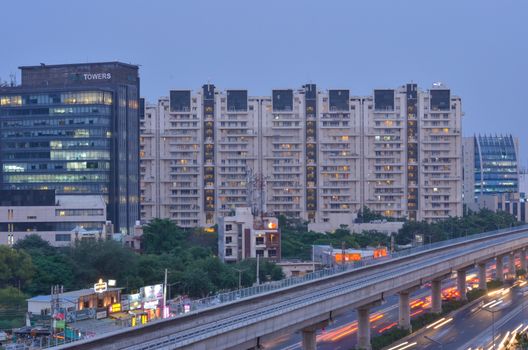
<box><xmin>9</xmin><ymin>73</ymin><xmax>16</xmax><ymax>87</ymax></box>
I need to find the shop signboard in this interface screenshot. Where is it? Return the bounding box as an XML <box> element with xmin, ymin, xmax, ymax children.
<box><xmin>109</xmin><ymin>303</ymin><xmax>121</xmax><ymax>313</ymax></box>
<box><xmin>141</xmin><ymin>284</ymin><xmax>163</xmax><ymax>301</ymax></box>
<box><xmin>94</xmin><ymin>279</ymin><xmax>108</xmax><ymax>293</ymax></box>
<box><xmin>128</xmin><ymin>293</ymin><xmax>141</xmax><ymax>310</ymax></box>
<box><xmin>96</xmin><ymin>310</ymin><xmax>107</xmax><ymax>319</ymax></box>
<box><xmin>143</xmin><ymin>300</ymin><xmax>159</xmax><ymax>310</ymax></box>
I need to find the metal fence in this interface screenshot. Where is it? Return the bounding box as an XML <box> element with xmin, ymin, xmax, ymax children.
<box><xmin>180</xmin><ymin>224</ymin><xmax>528</xmax><ymax>316</ymax></box>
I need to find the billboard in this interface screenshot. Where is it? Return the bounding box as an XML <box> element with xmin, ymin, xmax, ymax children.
<box><xmin>141</xmin><ymin>284</ymin><xmax>163</xmax><ymax>301</ymax></box>
<box><xmin>127</xmin><ymin>293</ymin><xmax>141</xmax><ymax>310</ymax></box>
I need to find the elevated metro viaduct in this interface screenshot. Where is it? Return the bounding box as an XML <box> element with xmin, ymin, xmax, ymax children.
<box><xmin>57</xmin><ymin>225</ymin><xmax>528</xmax><ymax>350</ymax></box>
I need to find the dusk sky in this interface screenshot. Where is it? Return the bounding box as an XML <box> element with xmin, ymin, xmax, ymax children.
<box><xmin>2</xmin><ymin>0</ymin><xmax>526</xmax><ymax>165</ymax></box>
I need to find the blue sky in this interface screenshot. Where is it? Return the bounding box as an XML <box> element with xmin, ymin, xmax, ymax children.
<box><xmin>1</xmin><ymin>0</ymin><xmax>527</xmax><ymax>165</ymax></box>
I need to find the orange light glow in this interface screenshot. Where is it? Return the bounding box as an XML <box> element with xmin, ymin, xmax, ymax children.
<box><xmin>374</xmin><ymin>248</ymin><xmax>388</xmax><ymax>259</ymax></box>
<box><xmin>334</xmin><ymin>253</ymin><xmax>362</xmax><ymax>262</ymax></box>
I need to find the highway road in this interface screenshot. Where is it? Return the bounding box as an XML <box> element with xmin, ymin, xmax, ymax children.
<box><xmin>264</xmin><ymin>273</ymin><xmax>475</xmax><ymax>350</ymax></box>
<box><xmin>389</xmin><ymin>280</ymin><xmax>528</xmax><ymax>350</ymax></box>
<box><xmin>60</xmin><ymin>227</ymin><xmax>528</xmax><ymax>350</ymax></box>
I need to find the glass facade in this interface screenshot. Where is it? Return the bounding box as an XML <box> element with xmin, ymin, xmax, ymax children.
<box><xmin>474</xmin><ymin>134</ymin><xmax>519</xmax><ymax>196</ymax></box>
<box><xmin>0</xmin><ymin>90</ymin><xmax>112</xmax><ymax>197</ymax></box>
<box><xmin>0</xmin><ymin>62</ymin><xmax>140</xmax><ymax>234</ymax></box>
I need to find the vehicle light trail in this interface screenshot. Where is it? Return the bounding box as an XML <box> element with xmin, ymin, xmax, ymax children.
<box><xmin>433</xmin><ymin>317</ymin><xmax>453</xmax><ymax>329</ymax></box>
<box><xmin>426</xmin><ymin>317</ymin><xmax>446</xmax><ymax>329</ymax></box>
<box><xmin>378</xmin><ymin>322</ymin><xmax>398</xmax><ymax>334</ymax></box>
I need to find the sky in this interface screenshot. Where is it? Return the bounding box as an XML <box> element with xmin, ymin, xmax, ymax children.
<box><xmin>1</xmin><ymin>0</ymin><xmax>527</xmax><ymax>166</ymax></box>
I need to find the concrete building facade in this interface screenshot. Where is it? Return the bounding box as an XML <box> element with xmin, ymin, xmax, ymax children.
<box><xmin>218</xmin><ymin>207</ymin><xmax>280</xmax><ymax>263</ymax></box>
<box><xmin>140</xmin><ymin>83</ymin><xmax>463</xmax><ymax>227</ymax></box>
<box><xmin>0</xmin><ymin>189</ymin><xmax>109</xmax><ymax>246</ymax></box>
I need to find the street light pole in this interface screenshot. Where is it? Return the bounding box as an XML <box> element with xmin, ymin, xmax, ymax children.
<box><xmin>256</xmin><ymin>254</ymin><xmax>260</xmax><ymax>286</ymax></box>
<box><xmin>163</xmin><ymin>268</ymin><xmax>168</xmax><ymax>319</ymax></box>
<box><xmin>233</xmin><ymin>268</ymin><xmax>246</xmax><ymax>289</ymax></box>
<box><xmin>482</xmin><ymin>307</ymin><xmax>497</xmax><ymax>350</ymax></box>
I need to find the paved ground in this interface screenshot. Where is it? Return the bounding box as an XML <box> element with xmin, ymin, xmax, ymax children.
<box><xmin>404</xmin><ymin>282</ymin><xmax>528</xmax><ymax>350</ymax></box>
<box><xmin>264</xmin><ymin>278</ymin><xmax>459</xmax><ymax>350</ymax></box>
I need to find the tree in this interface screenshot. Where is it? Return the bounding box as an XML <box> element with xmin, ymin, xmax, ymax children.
<box><xmin>25</xmin><ymin>254</ymin><xmax>75</xmax><ymax>295</ymax></box>
<box><xmin>0</xmin><ymin>287</ymin><xmax>27</xmax><ymax>329</ymax></box>
<box><xmin>0</xmin><ymin>246</ymin><xmax>35</xmax><ymax>289</ymax></box>
<box><xmin>181</xmin><ymin>267</ymin><xmax>215</xmax><ymax>298</ymax></box>
<box><xmin>13</xmin><ymin>234</ymin><xmax>55</xmax><ymax>254</ymax></box>
<box><xmin>142</xmin><ymin>219</ymin><xmax>189</xmax><ymax>254</ymax></box>
<box><xmin>66</xmin><ymin>240</ymin><xmax>138</xmax><ymax>289</ymax></box>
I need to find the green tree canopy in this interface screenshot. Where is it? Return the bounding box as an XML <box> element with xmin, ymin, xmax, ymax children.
<box><xmin>0</xmin><ymin>245</ymin><xmax>34</xmax><ymax>288</ymax></box>
<box><xmin>142</xmin><ymin>218</ymin><xmax>189</xmax><ymax>254</ymax></box>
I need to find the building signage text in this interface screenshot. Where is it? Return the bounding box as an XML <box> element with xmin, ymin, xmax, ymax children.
<box><xmin>83</xmin><ymin>73</ymin><xmax>112</xmax><ymax>80</ymax></box>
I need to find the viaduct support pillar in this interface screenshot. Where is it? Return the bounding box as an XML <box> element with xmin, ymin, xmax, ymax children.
<box><xmin>398</xmin><ymin>291</ymin><xmax>411</xmax><ymax>330</ymax></box>
<box><xmin>431</xmin><ymin>279</ymin><xmax>442</xmax><ymax>314</ymax></box>
<box><xmin>478</xmin><ymin>262</ymin><xmax>487</xmax><ymax>291</ymax></box>
<box><xmin>457</xmin><ymin>269</ymin><xmax>467</xmax><ymax>301</ymax></box>
<box><xmin>520</xmin><ymin>249</ymin><xmax>527</xmax><ymax>272</ymax></box>
<box><xmin>508</xmin><ymin>252</ymin><xmax>516</xmax><ymax>279</ymax></box>
<box><xmin>357</xmin><ymin>306</ymin><xmax>371</xmax><ymax>350</ymax></box>
<box><xmin>496</xmin><ymin>255</ymin><xmax>504</xmax><ymax>282</ymax></box>
<box><xmin>301</xmin><ymin>329</ymin><xmax>316</xmax><ymax>350</ymax></box>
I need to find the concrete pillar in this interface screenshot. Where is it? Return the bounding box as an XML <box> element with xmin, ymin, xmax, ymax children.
<box><xmin>521</xmin><ymin>249</ymin><xmax>527</xmax><ymax>271</ymax></box>
<box><xmin>508</xmin><ymin>252</ymin><xmax>516</xmax><ymax>279</ymax></box>
<box><xmin>301</xmin><ymin>329</ymin><xmax>316</xmax><ymax>350</ymax></box>
<box><xmin>398</xmin><ymin>291</ymin><xmax>411</xmax><ymax>330</ymax></box>
<box><xmin>431</xmin><ymin>279</ymin><xmax>442</xmax><ymax>314</ymax></box>
<box><xmin>357</xmin><ymin>307</ymin><xmax>371</xmax><ymax>350</ymax></box>
<box><xmin>478</xmin><ymin>263</ymin><xmax>487</xmax><ymax>291</ymax></box>
<box><xmin>496</xmin><ymin>255</ymin><xmax>504</xmax><ymax>282</ymax></box>
<box><xmin>457</xmin><ymin>269</ymin><xmax>467</xmax><ymax>301</ymax></box>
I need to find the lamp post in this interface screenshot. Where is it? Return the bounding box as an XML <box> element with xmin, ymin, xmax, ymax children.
<box><xmin>481</xmin><ymin>306</ymin><xmax>499</xmax><ymax>350</ymax></box>
<box><xmin>233</xmin><ymin>268</ymin><xmax>246</xmax><ymax>289</ymax></box>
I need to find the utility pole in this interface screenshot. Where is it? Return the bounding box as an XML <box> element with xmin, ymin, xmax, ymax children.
<box><xmin>233</xmin><ymin>268</ymin><xmax>245</xmax><ymax>289</ymax></box>
<box><xmin>312</xmin><ymin>245</ymin><xmax>315</xmax><ymax>273</ymax></box>
<box><xmin>341</xmin><ymin>241</ymin><xmax>346</xmax><ymax>267</ymax></box>
<box><xmin>256</xmin><ymin>254</ymin><xmax>260</xmax><ymax>286</ymax></box>
<box><xmin>163</xmin><ymin>269</ymin><xmax>168</xmax><ymax>319</ymax></box>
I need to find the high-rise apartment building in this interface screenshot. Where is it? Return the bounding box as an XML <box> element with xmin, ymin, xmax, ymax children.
<box><xmin>140</xmin><ymin>83</ymin><xmax>463</xmax><ymax>227</ymax></box>
<box><xmin>463</xmin><ymin>134</ymin><xmax>520</xmax><ymax>204</ymax></box>
<box><xmin>0</xmin><ymin>62</ymin><xmax>140</xmax><ymax>234</ymax></box>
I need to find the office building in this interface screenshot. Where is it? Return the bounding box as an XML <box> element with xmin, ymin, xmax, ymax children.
<box><xmin>140</xmin><ymin>83</ymin><xmax>463</xmax><ymax>227</ymax></box>
<box><xmin>0</xmin><ymin>62</ymin><xmax>140</xmax><ymax>234</ymax></box>
<box><xmin>0</xmin><ymin>189</ymin><xmax>109</xmax><ymax>246</ymax></box>
<box><xmin>463</xmin><ymin>134</ymin><xmax>519</xmax><ymax>204</ymax></box>
<box><xmin>469</xmin><ymin>193</ymin><xmax>526</xmax><ymax>223</ymax></box>
<box><xmin>218</xmin><ymin>207</ymin><xmax>280</xmax><ymax>263</ymax></box>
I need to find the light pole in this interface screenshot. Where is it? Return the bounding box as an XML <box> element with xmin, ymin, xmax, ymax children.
<box><xmin>233</xmin><ymin>268</ymin><xmax>246</xmax><ymax>289</ymax></box>
<box><xmin>481</xmin><ymin>306</ymin><xmax>499</xmax><ymax>350</ymax></box>
<box><xmin>424</xmin><ymin>335</ymin><xmax>444</xmax><ymax>350</ymax></box>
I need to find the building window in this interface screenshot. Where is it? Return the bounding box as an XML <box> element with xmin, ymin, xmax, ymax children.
<box><xmin>256</xmin><ymin>250</ymin><xmax>264</xmax><ymax>257</ymax></box>
<box><xmin>225</xmin><ymin>224</ymin><xmax>232</xmax><ymax>231</ymax></box>
<box><xmin>255</xmin><ymin>236</ymin><xmax>264</xmax><ymax>245</ymax></box>
<box><xmin>268</xmin><ymin>249</ymin><xmax>277</xmax><ymax>258</ymax></box>
<box><xmin>225</xmin><ymin>248</ymin><xmax>233</xmax><ymax>256</ymax></box>
<box><xmin>225</xmin><ymin>236</ymin><xmax>232</xmax><ymax>244</ymax></box>
<box><xmin>55</xmin><ymin>234</ymin><xmax>71</xmax><ymax>242</ymax></box>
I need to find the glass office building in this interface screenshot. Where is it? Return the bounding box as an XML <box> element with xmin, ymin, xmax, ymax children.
<box><xmin>473</xmin><ymin>134</ymin><xmax>519</xmax><ymax>196</ymax></box>
<box><xmin>0</xmin><ymin>62</ymin><xmax>140</xmax><ymax>234</ymax></box>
